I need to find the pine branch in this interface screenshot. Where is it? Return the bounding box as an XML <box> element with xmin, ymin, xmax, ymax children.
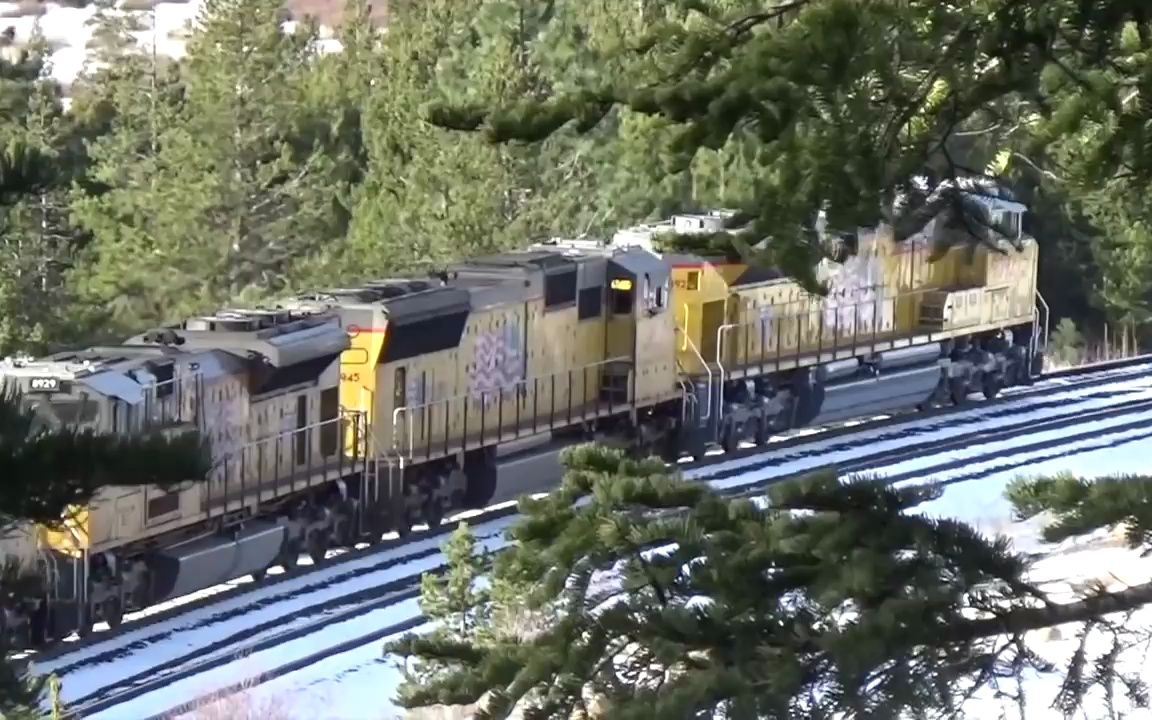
<box><xmin>944</xmin><ymin>581</ymin><xmax>1152</xmax><ymax>647</ymax></box>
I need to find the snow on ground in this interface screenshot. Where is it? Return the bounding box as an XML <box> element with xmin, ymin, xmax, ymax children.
<box><xmin>211</xmin><ymin>424</ymin><xmax>1152</xmax><ymax>720</ymax></box>
<box><xmin>50</xmin><ymin>366</ymin><xmax>1152</xmax><ymax>718</ymax></box>
<box><xmin>55</xmin><ymin>368</ymin><xmax>1152</xmax><ymax>719</ymax></box>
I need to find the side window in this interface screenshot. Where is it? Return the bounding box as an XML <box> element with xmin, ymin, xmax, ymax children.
<box><xmin>654</xmin><ymin>276</ymin><xmax>669</xmax><ymax>309</ymax></box>
<box><xmin>610</xmin><ymin>278</ymin><xmax>634</xmax><ymax>315</ymax></box>
<box><xmin>394</xmin><ymin>367</ymin><xmax>407</xmax><ymax>408</ymax></box>
<box><xmin>642</xmin><ymin>273</ymin><xmax>668</xmax><ymax>313</ymax></box>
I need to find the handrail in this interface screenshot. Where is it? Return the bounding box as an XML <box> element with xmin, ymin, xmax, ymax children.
<box><xmin>236</xmin><ymin>412</ymin><xmax>355</xmax><ymax>449</ymax></box>
<box><xmin>677</xmin><ymin>327</ymin><xmax>711</xmax><ymax>425</ymax></box>
<box><xmin>1035</xmin><ymin>290</ymin><xmax>1051</xmax><ymax>352</ymax></box>
<box><xmin>681</xmin><ymin>303</ymin><xmax>690</xmax><ymax>351</ymax></box>
<box><xmin>358</xmin><ymin>384</ymin><xmax>384</xmax><ymax>464</ymax></box>
<box><xmin>394</xmin><ymin>356</ymin><xmax>631</xmax><ymax>416</ymax></box>
<box><xmin>392</xmin><ymin>405</ymin><xmax>414</xmax><ymax>460</ymax></box>
<box><xmin>715</xmin><ymin>322</ymin><xmax>737</xmax><ymax>433</ymax></box>
<box><xmin>674</xmin><ymin>374</ymin><xmax>696</xmax><ymax>424</ymax></box>
<box><xmin>391</xmin><ymin>356</ymin><xmax>634</xmax><ymax>455</ymax></box>
<box><xmin>703</xmin><ymin>281</ymin><xmax>1035</xmax><ymax>373</ymax></box>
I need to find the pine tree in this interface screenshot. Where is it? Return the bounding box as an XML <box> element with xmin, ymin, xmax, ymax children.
<box><xmin>0</xmin><ymin>29</ymin><xmax>97</xmax><ymax>355</ymax></box>
<box><xmin>389</xmin><ymin>444</ymin><xmax>1152</xmax><ymax>719</ymax></box>
<box><xmin>0</xmin><ymin>385</ymin><xmax>212</xmax><ymax>531</ymax></box>
<box><xmin>395</xmin><ymin>522</ymin><xmax>495</xmax><ymax>706</ymax></box>
<box><xmin>418</xmin><ymin>522</ymin><xmax>491</xmax><ymax>638</ymax></box>
<box><xmin>72</xmin><ymin>0</ymin><xmax>358</xmax><ymax>329</ymax></box>
<box><xmin>419</xmin><ymin>1</ymin><xmax>1152</xmax><ymax>292</ymax></box>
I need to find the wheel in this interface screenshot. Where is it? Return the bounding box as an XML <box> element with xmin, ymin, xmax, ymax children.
<box><xmin>1002</xmin><ymin>357</ymin><xmax>1022</xmax><ymax>387</ymax></box>
<box><xmin>306</xmin><ymin>530</ymin><xmax>330</xmax><ymax>564</ymax></box>
<box><xmin>949</xmin><ymin>377</ymin><xmax>969</xmax><ymax>405</ymax></box>
<box><xmin>422</xmin><ymin>497</ymin><xmax>444</xmax><ymax>529</ymax></box>
<box><xmin>753</xmin><ymin>415</ymin><xmax>772</xmax><ymax>445</ymax></box>
<box><xmin>462</xmin><ymin>449</ymin><xmax>498</xmax><ymax>509</ymax></box>
<box><xmin>28</xmin><ymin>597</ymin><xmax>50</xmax><ymax>646</ymax></box>
<box><xmin>332</xmin><ymin>499</ymin><xmax>359</xmax><ymax>547</ymax></box>
<box><xmin>279</xmin><ymin>540</ymin><xmax>301</xmax><ymax>572</ymax></box>
<box><xmin>394</xmin><ymin>505</ymin><xmax>413</xmax><ymax>538</ymax></box>
<box><xmin>333</xmin><ymin>517</ymin><xmax>356</xmax><ymax>548</ymax></box>
<box><xmin>686</xmin><ymin>431</ymin><xmax>708</xmax><ymax>462</ymax></box>
<box><xmin>250</xmin><ymin>569</ymin><xmax>266</xmax><ymax>582</ymax></box>
<box><xmin>362</xmin><ymin>510</ymin><xmax>386</xmax><ymax>545</ymax></box>
<box><xmin>981</xmin><ymin>373</ymin><xmax>1002</xmax><ymax>400</ymax></box>
<box><xmin>102</xmin><ymin>596</ymin><xmax>124</xmax><ymax>629</ymax></box>
<box><xmin>719</xmin><ymin>422</ymin><xmax>739</xmax><ymax>453</ymax></box>
<box><xmin>74</xmin><ymin>602</ymin><xmax>93</xmax><ymax>639</ymax></box>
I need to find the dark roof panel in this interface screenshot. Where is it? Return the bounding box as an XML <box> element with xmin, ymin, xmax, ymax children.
<box><xmin>381</xmin><ymin>286</ymin><xmax>471</xmax><ymax>326</ymax></box>
<box><xmin>608</xmin><ymin>247</ymin><xmax>668</xmax><ymax>280</ymax></box>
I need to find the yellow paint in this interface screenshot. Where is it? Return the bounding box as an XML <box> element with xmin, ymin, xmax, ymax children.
<box><xmin>670</xmin><ymin>224</ymin><xmax>1039</xmax><ymax>374</ymax></box>
<box><xmin>39</xmin><ymin>506</ymin><xmax>89</xmax><ymax>555</ymax></box>
<box><xmin>669</xmin><ymin>262</ymin><xmax>745</xmax><ymax>374</ymax></box>
<box><xmin>337</xmin><ymin>309</ymin><xmax>387</xmax><ymax>456</ymax></box>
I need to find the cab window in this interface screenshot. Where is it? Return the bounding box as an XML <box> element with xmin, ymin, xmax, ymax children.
<box><xmin>610</xmin><ymin>277</ymin><xmax>634</xmax><ymax>315</ymax></box>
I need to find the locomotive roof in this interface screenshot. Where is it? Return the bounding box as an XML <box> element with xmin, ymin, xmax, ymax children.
<box><xmin>291</xmin><ymin>243</ymin><xmax>666</xmax><ymax>323</ymax></box>
<box><xmin>124</xmin><ymin>308</ymin><xmax>348</xmax><ymax>369</ymax></box>
<box><xmin>453</xmin><ymin>249</ymin><xmax>575</xmax><ymax>271</ymax></box>
<box><xmin>0</xmin><ymin>344</ymin><xmax>243</xmax><ymax>404</ymax></box>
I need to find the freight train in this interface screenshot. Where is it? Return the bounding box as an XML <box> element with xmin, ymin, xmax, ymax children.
<box><xmin>0</xmin><ymin>191</ymin><xmax>1047</xmax><ymax>650</ymax></box>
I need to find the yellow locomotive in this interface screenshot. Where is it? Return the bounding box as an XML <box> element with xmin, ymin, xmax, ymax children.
<box><xmin>0</xmin><ymin>187</ymin><xmax>1045</xmax><ymax>649</ymax></box>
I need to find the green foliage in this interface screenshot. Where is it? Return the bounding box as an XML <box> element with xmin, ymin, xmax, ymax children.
<box><xmin>1007</xmin><ymin>472</ymin><xmax>1152</xmax><ymax>547</ymax></box>
<box><xmin>390</xmin><ymin>444</ymin><xmax>1152</xmax><ymax>719</ymax></box>
<box><xmin>0</xmin><ymin>657</ymin><xmax>51</xmax><ymax>719</ymax></box>
<box><xmin>418</xmin><ymin>522</ymin><xmax>491</xmax><ymax>637</ymax></box>
<box><xmin>1048</xmin><ymin>317</ymin><xmax>1086</xmax><ymax>367</ymax></box>
<box><xmin>0</xmin><ymin>385</ymin><xmax>211</xmax><ymax>528</ymax></box>
<box><xmin>68</xmin><ymin>0</ymin><xmax>362</xmax><ymax>331</ymax></box>
<box><xmin>422</xmin><ymin>1</ymin><xmax>1053</xmax><ymax>290</ymax></box>
<box><xmin>0</xmin><ymin>0</ymin><xmax>1144</xmax><ymax>353</ymax></box>
<box><xmin>0</xmin><ymin>29</ymin><xmax>96</xmax><ymax>356</ymax></box>
<box><xmin>395</xmin><ymin>523</ymin><xmax>497</xmax><ymax>709</ymax></box>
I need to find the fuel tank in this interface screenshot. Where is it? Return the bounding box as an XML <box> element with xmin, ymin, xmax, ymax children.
<box><xmin>809</xmin><ymin>344</ymin><xmax>944</xmax><ymax>426</ymax></box>
<box><xmin>148</xmin><ymin>520</ymin><xmax>286</xmax><ymax>604</ymax></box>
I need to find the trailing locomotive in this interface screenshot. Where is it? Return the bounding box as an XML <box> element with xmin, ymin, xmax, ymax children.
<box><xmin>0</xmin><ymin>188</ymin><xmax>1046</xmax><ymax>651</ymax></box>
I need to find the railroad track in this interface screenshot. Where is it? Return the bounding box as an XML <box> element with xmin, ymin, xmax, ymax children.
<box><xmin>31</xmin><ymin>354</ymin><xmax>1152</xmax><ymax>670</ymax></box>
<box><xmin>51</xmin><ymin>357</ymin><xmax>1152</xmax><ymax>719</ymax></box>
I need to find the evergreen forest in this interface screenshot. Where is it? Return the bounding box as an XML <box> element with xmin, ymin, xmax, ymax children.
<box><xmin>0</xmin><ymin>0</ymin><xmax>1150</xmax><ymax>357</ymax></box>
<box><xmin>5</xmin><ymin>0</ymin><xmax>1152</xmax><ymax>717</ymax></box>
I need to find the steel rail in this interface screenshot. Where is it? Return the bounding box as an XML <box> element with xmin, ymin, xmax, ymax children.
<box><xmin>31</xmin><ymin>353</ymin><xmax>1152</xmax><ymax>667</ymax></box>
<box><xmin>67</xmin><ymin>374</ymin><xmax>1152</xmax><ymax>719</ymax></box>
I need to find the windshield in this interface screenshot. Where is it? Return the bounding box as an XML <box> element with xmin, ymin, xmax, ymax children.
<box><xmin>23</xmin><ymin>396</ymin><xmax>100</xmax><ymax>432</ymax></box>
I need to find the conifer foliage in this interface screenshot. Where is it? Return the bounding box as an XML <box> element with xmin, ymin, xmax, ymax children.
<box><xmin>390</xmin><ymin>445</ymin><xmax>1152</xmax><ymax>719</ymax></box>
<box><xmin>425</xmin><ymin>1</ymin><xmax>1152</xmax><ymax>294</ymax></box>
<box><xmin>0</xmin><ymin>385</ymin><xmax>211</xmax><ymax>530</ymax></box>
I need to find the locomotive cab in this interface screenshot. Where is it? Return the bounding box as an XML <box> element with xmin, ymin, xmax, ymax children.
<box><xmin>604</xmin><ymin>248</ymin><xmax>679</xmax><ymax>408</ymax></box>
<box><xmin>14</xmin><ymin>378</ymin><xmax>101</xmax><ymax>432</ymax></box>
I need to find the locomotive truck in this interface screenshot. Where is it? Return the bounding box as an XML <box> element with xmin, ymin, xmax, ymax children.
<box><xmin>0</xmin><ymin>191</ymin><xmax>1046</xmax><ymax>649</ymax></box>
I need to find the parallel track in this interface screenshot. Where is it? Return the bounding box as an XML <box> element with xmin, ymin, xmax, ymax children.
<box><xmin>33</xmin><ymin>357</ymin><xmax>1152</xmax><ymax>669</ymax></box>
<box><xmin>33</xmin><ymin>355</ymin><xmax>1152</xmax><ymax>667</ymax></box>
<box><xmin>53</xmin><ymin>357</ymin><xmax>1152</xmax><ymax>719</ymax></box>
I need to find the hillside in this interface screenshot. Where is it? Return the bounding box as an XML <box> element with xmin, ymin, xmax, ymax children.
<box><xmin>0</xmin><ymin>0</ymin><xmax>372</xmax><ymax>87</ymax></box>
